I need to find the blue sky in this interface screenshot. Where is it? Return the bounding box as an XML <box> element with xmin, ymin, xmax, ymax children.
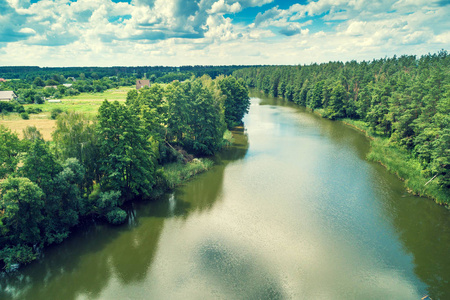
<box><xmin>0</xmin><ymin>0</ymin><xmax>449</xmax><ymax>67</ymax></box>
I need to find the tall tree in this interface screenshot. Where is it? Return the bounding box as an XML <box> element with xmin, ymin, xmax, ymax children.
<box><xmin>0</xmin><ymin>125</ymin><xmax>21</xmax><ymax>179</ymax></box>
<box><xmin>216</xmin><ymin>76</ymin><xmax>250</xmax><ymax>129</ymax></box>
<box><xmin>97</xmin><ymin>100</ymin><xmax>155</xmax><ymax>198</ymax></box>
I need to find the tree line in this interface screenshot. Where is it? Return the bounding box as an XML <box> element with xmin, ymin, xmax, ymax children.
<box><xmin>233</xmin><ymin>51</ymin><xmax>449</xmax><ymax>202</ymax></box>
<box><xmin>0</xmin><ymin>65</ymin><xmax>254</xmax><ymax>105</ymax></box>
<box><xmin>0</xmin><ymin>75</ymin><xmax>249</xmax><ymax>270</ymax></box>
<box><xmin>0</xmin><ymin>65</ymin><xmax>252</xmax><ymax>81</ymax></box>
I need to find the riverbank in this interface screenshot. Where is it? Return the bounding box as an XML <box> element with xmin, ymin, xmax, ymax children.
<box><xmin>160</xmin><ymin>158</ymin><xmax>214</xmax><ymax>191</ymax></box>
<box><xmin>252</xmin><ymin>90</ymin><xmax>448</xmax><ymax>207</ymax></box>
<box><xmin>342</xmin><ymin>119</ymin><xmax>449</xmax><ymax>208</ymax></box>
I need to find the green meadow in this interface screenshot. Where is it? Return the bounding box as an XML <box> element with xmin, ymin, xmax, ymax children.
<box><xmin>1</xmin><ymin>86</ymin><xmax>133</xmax><ymax>139</ymax></box>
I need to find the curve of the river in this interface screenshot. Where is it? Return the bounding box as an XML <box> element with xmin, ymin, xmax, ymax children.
<box><xmin>1</xmin><ymin>92</ymin><xmax>449</xmax><ymax>300</ymax></box>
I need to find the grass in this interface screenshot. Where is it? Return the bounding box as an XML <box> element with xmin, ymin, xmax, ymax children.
<box><xmin>163</xmin><ymin>159</ymin><xmax>214</xmax><ymax>190</ymax></box>
<box><xmin>343</xmin><ymin>119</ymin><xmax>449</xmax><ymax>206</ymax></box>
<box><xmin>0</xmin><ymin>86</ymin><xmax>133</xmax><ymax>140</ymax></box>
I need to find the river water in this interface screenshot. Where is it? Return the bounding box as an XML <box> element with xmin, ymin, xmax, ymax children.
<box><xmin>1</xmin><ymin>92</ymin><xmax>449</xmax><ymax>299</ymax></box>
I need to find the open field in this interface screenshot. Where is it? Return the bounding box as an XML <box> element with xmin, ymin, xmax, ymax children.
<box><xmin>1</xmin><ymin>119</ymin><xmax>56</xmax><ymax>140</ymax></box>
<box><xmin>0</xmin><ymin>86</ymin><xmax>133</xmax><ymax>140</ymax></box>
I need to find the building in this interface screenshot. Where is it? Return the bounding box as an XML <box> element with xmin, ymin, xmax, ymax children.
<box><xmin>136</xmin><ymin>79</ymin><xmax>150</xmax><ymax>90</ymax></box>
<box><xmin>0</xmin><ymin>78</ymin><xmax>6</xmax><ymax>82</ymax></box>
<box><xmin>0</xmin><ymin>91</ymin><xmax>17</xmax><ymax>101</ymax></box>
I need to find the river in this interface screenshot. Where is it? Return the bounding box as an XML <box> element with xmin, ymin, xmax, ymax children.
<box><xmin>1</xmin><ymin>92</ymin><xmax>449</xmax><ymax>299</ymax></box>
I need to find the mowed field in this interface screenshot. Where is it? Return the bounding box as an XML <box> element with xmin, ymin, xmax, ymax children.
<box><xmin>0</xmin><ymin>86</ymin><xmax>133</xmax><ymax>140</ymax></box>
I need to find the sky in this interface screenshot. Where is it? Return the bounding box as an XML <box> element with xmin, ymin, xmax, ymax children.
<box><xmin>0</xmin><ymin>0</ymin><xmax>449</xmax><ymax>67</ymax></box>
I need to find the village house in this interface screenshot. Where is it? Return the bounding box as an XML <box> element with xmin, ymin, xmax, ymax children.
<box><xmin>0</xmin><ymin>91</ymin><xmax>17</xmax><ymax>101</ymax></box>
<box><xmin>136</xmin><ymin>79</ymin><xmax>150</xmax><ymax>90</ymax></box>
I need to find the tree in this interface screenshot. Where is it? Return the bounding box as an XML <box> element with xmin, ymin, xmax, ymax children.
<box><xmin>166</xmin><ymin>81</ymin><xmax>191</xmax><ymax>144</ymax></box>
<box><xmin>97</xmin><ymin>100</ymin><xmax>156</xmax><ymax>197</ymax></box>
<box><xmin>216</xmin><ymin>76</ymin><xmax>250</xmax><ymax>129</ymax></box>
<box><xmin>32</xmin><ymin>76</ymin><xmax>45</xmax><ymax>87</ymax></box>
<box><xmin>52</xmin><ymin>111</ymin><xmax>100</xmax><ymax>188</ymax></box>
<box><xmin>19</xmin><ymin>138</ymin><xmax>62</xmax><ymax>196</ymax></box>
<box><xmin>0</xmin><ymin>177</ymin><xmax>45</xmax><ymax>245</ymax></box>
<box><xmin>42</xmin><ymin>158</ymin><xmax>86</xmax><ymax>244</ymax></box>
<box><xmin>0</xmin><ymin>125</ymin><xmax>21</xmax><ymax>179</ymax></box>
<box><xmin>185</xmin><ymin>80</ymin><xmax>226</xmax><ymax>156</ymax></box>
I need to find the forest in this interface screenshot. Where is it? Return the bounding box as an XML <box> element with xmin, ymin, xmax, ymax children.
<box><xmin>0</xmin><ymin>75</ymin><xmax>250</xmax><ymax>271</ymax></box>
<box><xmin>233</xmin><ymin>50</ymin><xmax>449</xmax><ymax>205</ymax></box>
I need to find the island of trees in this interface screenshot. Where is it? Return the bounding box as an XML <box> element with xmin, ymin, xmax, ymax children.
<box><xmin>233</xmin><ymin>50</ymin><xmax>449</xmax><ymax>205</ymax></box>
<box><xmin>0</xmin><ymin>75</ymin><xmax>249</xmax><ymax>270</ymax></box>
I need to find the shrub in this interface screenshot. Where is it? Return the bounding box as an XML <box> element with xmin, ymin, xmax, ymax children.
<box><xmin>0</xmin><ymin>244</ymin><xmax>37</xmax><ymax>271</ymax></box>
<box><xmin>51</xmin><ymin>108</ymin><xmax>63</xmax><ymax>119</ymax></box>
<box><xmin>106</xmin><ymin>207</ymin><xmax>127</xmax><ymax>225</ymax></box>
<box><xmin>20</xmin><ymin>112</ymin><xmax>29</xmax><ymax>119</ymax></box>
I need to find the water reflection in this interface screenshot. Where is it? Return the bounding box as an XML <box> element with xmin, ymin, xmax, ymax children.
<box><xmin>0</xmin><ymin>129</ymin><xmax>249</xmax><ymax>300</ymax></box>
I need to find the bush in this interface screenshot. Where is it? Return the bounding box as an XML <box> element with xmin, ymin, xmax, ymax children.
<box><xmin>163</xmin><ymin>158</ymin><xmax>213</xmax><ymax>189</ymax></box>
<box><xmin>106</xmin><ymin>207</ymin><xmax>127</xmax><ymax>225</ymax></box>
<box><xmin>25</xmin><ymin>107</ymin><xmax>42</xmax><ymax>114</ymax></box>
<box><xmin>51</xmin><ymin>108</ymin><xmax>63</xmax><ymax>119</ymax></box>
<box><xmin>0</xmin><ymin>244</ymin><xmax>37</xmax><ymax>272</ymax></box>
<box><xmin>21</xmin><ymin>112</ymin><xmax>29</xmax><ymax>119</ymax></box>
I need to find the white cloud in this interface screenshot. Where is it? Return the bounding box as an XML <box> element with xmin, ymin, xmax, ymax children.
<box><xmin>0</xmin><ymin>0</ymin><xmax>448</xmax><ymax>66</ymax></box>
<box><xmin>209</xmin><ymin>0</ymin><xmax>242</xmax><ymax>14</ymax></box>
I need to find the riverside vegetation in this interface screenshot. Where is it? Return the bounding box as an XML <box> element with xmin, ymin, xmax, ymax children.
<box><xmin>0</xmin><ymin>75</ymin><xmax>250</xmax><ymax>270</ymax></box>
<box><xmin>234</xmin><ymin>50</ymin><xmax>449</xmax><ymax>206</ymax></box>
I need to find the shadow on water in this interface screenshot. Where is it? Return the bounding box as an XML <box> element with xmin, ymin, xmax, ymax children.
<box><xmin>0</xmin><ymin>129</ymin><xmax>248</xmax><ymax>300</ymax></box>
<box><xmin>196</xmin><ymin>239</ymin><xmax>285</xmax><ymax>300</ymax></box>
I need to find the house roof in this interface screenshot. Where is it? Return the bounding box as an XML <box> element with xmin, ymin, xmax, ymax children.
<box><xmin>136</xmin><ymin>79</ymin><xmax>150</xmax><ymax>89</ymax></box>
<box><xmin>0</xmin><ymin>91</ymin><xmax>17</xmax><ymax>100</ymax></box>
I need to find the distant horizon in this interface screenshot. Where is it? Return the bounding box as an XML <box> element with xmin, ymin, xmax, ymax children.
<box><xmin>1</xmin><ymin>49</ymin><xmax>447</xmax><ymax>69</ymax></box>
<box><xmin>1</xmin><ymin>0</ymin><xmax>449</xmax><ymax>67</ymax></box>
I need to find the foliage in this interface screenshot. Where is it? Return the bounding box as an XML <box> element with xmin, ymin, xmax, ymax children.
<box><xmin>0</xmin><ymin>177</ymin><xmax>45</xmax><ymax>245</ymax></box>
<box><xmin>216</xmin><ymin>75</ymin><xmax>250</xmax><ymax>128</ymax></box>
<box><xmin>51</xmin><ymin>108</ymin><xmax>64</xmax><ymax>120</ymax></box>
<box><xmin>97</xmin><ymin>100</ymin><xmax>155</xmax><ymax>197</ymax></box>
<box><xmin>163</xmin><ymin>159</ymin><xmax>213</xmax><ymax>189</ymax></box>
<box><xmin>52</xmin><ymin>111</ymin><xmax>99</xmax><ymax>188</ymax></box>
<box><xmin>0</xmin><ymin>244</ymin><xmax>37</xmax><ymax>272</ymax></box>
<box><xmin>0</xmin><ymin>125</ymin><xmax>21</xmax><ymax>179</ymax></box>
<box><xmin>106</xmin><ymin>207</ymin><xmax>127</xmax><ymax>225</ymax></box>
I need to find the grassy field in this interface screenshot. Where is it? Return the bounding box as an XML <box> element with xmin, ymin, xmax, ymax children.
<box><xmin>0</xmin><ymin>86</ymin><xmax>133</xmax><ymax>139</ymax></box>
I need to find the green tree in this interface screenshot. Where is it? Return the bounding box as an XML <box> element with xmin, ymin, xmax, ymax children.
<box><xmin>52</xmin><ymin>111</ymin><xmax>100</xmax><ymax>188</ymax></box>
<box><xmin>33</xmin><ymin>76</ymin><xmax>45</xmax><ymax>87</ymax></box>
<box><xmin>97</xmin><ymin>100</ymin><xmax>155</xmax><ymax>197</ymax></box>
<box><xmin>0</xmin><ymin>177</ymin><xmax>45</xmax><ymax>245</ymax></box>
<box><xmin>185</xmin><ymin>80</ymin><xmax>226</xmax><ymax>156</ymax></box>
<box><xmin>0</xmin><ymin>125</ymin><xmax>21</xmax><ymax>179</ymax></box>
<box><xmin>19</xmin><ymin>138</ymin><xmax>62</xmax><ymax>196</ymax></box>
<box><xmin>216</xmin><ymin>76</ymin><xmax>250</xmax><ymax>129</ymax></box>
<box><xmin>166</xmin><ymin>81</ymin><xmax>191</xmax><ymax>144</ymax></box>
